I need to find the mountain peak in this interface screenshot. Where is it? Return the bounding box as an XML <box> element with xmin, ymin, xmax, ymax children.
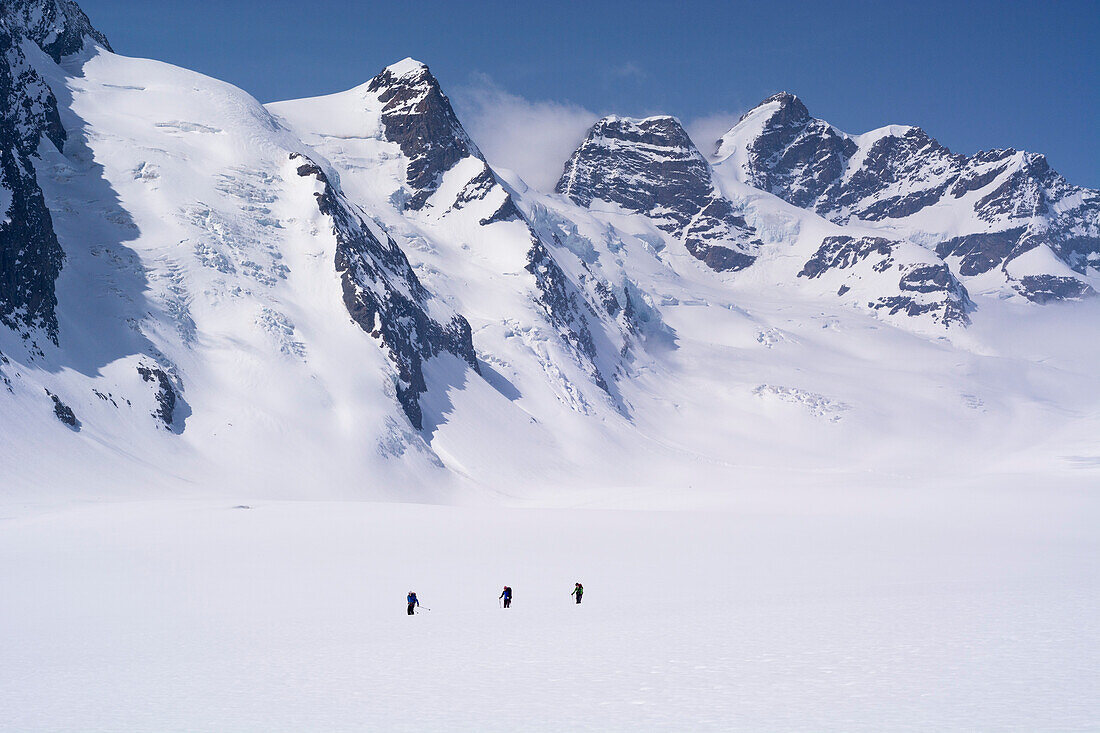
<box><xmin>4</xmin><ymin>0</ymin><xmax>111</xmax><ymax>61</ymax></box>
<box><xmin>597</xmin><ymin>113</ymin><xmax>681</xmax><ymax>126</ymax></box>
<box><xmin>365</xmin><ymin>58</ymin><xmax>479</xmax><ymax>210</ymax></box>
<box><xmin>762</xmin><ymin>91</ymin><xmax>803</xmax><ymax>106</ymax></box>
<box><xmin>383</xmin><ymin>57</ymin><xmax>429</xmax><ymax>78</ymax></box>
<box><xmin>738</xmin><ymin>91</ymin><xmax>810</xmax><ymax>126</ymax></box>
<box><xmin>367</xmin><ymin>57</ymin><xmax>439</xmax><ymax>94</ymax></box>
<box><xmin>558</xmin><ymin>111</ymin><xmax>759</xmax><ymax>271</ymax></box>
<box><xmin>583</xmin><ymin>114</ymin><xmax>694</xmax><ymax>151</ymax></box>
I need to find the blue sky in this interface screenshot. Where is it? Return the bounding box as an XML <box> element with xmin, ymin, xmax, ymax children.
<box><xmin>79</xmin><ymin>0</ymin><xmax>1100</xmax><ymax>189</ymax></box>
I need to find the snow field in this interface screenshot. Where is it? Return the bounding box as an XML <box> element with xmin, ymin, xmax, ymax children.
<box><xmin>1</xmin><ymin>487</ymin><xmax>1096</xmax><ymax>731</ymax></box>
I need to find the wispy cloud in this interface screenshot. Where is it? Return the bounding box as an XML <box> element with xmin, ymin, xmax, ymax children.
<box><xmin>451</xmin><ymin>75</ymin><xmax>599</xmax><ymax>191</ymax></box>
<box><xmin>604</xmin><ymin>62</ymin><xmax>646</xmax><ymax>84</ymax></box>
<box><xmin>685</xmin><ymin>111</ymin><xmax>743</xmax><ymax>160</ymax></box>
<box><xmin>451</xmin><ymin>75</ymin><xmax>748</xmax><ymax>190</ymax></box>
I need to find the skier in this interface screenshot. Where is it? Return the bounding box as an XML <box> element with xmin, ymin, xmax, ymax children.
<box><xmin>500</xmin><ymin>585</ymin><xmax>512</xmax><ymax>608</ymax></box>
<box><xmin>407</xmin><ymin>590</ymin><xmax>419</xmax><ymax>615</ymax></box>
<box><xmin>571</xmin><ymin>582</ymin><xmax>584</xmax><ymax>604</ymax></box>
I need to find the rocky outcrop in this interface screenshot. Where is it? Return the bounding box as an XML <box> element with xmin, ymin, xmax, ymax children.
<box><xmin>558</xmin><ymin>115</ymin><xmax>759</xmax><ymax>271</ymax></box>
<box><xmin>45</xmin><ymin>388</ymin><xmax>78</xmax><ymax>429</ymax></box>
<box><xmin>718</xmin><ymin>93</ymin><xmax>1099</xmax><ymax>301</ymax></box>
<box><xmin>293</xmin><ymin>153</ymin><xmax>479</xmax><ymax>429</ymax></box>
<box><xmin>524</xmin><ymin>233</ymin><xmax>608</xmax><ymax>391</ymax></box>
<box><xmin>137</xmin><ymin>363</ymin><xmax>179</xmax><ymax>430</ymax></box>
<box><xmin>1</xmin><ymin>17</ymin><xmax>64</xmax><ymax>343</ymax></box>
<box><xmin>0</xmin><ymin>0</ymin><xmax>109</xmax><ymax>344</ymax></box>
<box><xmin>3</xmin><ymin>0</ymin><xmax>111</xmax><ymax>61</ymax></box>
<box><xmin>365</xmin><ymin>59</ymin><xmax>479</xmax><ymax>211</ymax></box>
<box><xmin>1012</xmin><ymin>275</ymin><xmax>1096</xmax><ymax>304</ymax></box>
<box><xmin>799</xmin><ymin>235</ymin><xmax>972</xmax><ymax>327</ymax></box>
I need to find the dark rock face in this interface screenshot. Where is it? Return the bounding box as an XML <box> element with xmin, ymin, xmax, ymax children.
<box><xmin>935</xmin><ymin>229</ymin><xmax>1029</xmax><ymax>277</ymax></box>
<box><xmin>738</xmin><ymin>93</ymin><xmax>859</xmax><ymax>209</ymax></box>
<box><xmin>45</xmin><ymin>388</ymin><xmax>78</xmax><ymax>429</ymax></box>
<box><xmin>727</xmin><ymin>93</ymin><xmax>1100</xmax><ymax>301</ymax></box>
<box><xmin>731</xmin><ymin>94</ymin><xmax>961</xmax><ymax>221</ymax></box>
<box><xmin>557</xmin><ymin>115</ymin><xmax>760</xmax><ymax>272</ymax></box>
<box><xmin>3</xmin><ymin>0</ymin><xmax>111</xmax><ymax>61</ymax></box>
<box><xmin>0</xmin><ymin>1</ymin><xmax>109</xmax><ymax>344</ymax></box>
<box><xmin>294</xmin><ymin>153</ymin><xmax>479</xmax><ymax>429</ymax></box>
<box><xmin>800</xmin><ymin>236</ymin><xmax>972</xmax><ymax>327</ymax></box>
<box><xmin>525</xmin><ymin>233</ymin><xmax>608</xmax><ymax>392</ymax></box>
<box><xmin>137</xmin><ymin>363</ymin><xmax>178</xmax><ymax>429</ymax></box>
<box><xmin>362</xmin><ymin>62</ymin><xmax>619</xmax><ymax>400</ymax></box>
<box><xmin>0</xmin><ymin>16</ymin><xmax>66</xmax><ymax>343</ymax></box>
<box><xmin>366</xmin><ymin>61</ymin><xmax>477</xmax><ymax>211</ymax></box>
<box><xmin>1013</xmin><ymin>275</ymin><xmax>1096</xmax><ymax>304</ymax></box>
<box><xmin>0</xmin><ymin>348</ymin><xmax>10</xmax><ymax>392</ymax></box>
<box><xmin>799</xmin><ymin>235</ymin><xmax>895</xmax><ymax>279</ymax></box>
<box><xmin>364</xmin><ymin>60</ymin><xmax>532</xmax><ymax>233</ymax></box>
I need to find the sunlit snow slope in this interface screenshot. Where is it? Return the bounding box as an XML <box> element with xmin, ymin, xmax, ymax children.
<box><xmin>1</xmin><ymin>7</ymin><xmax>1098</xmax><ymax>500</ymax></box>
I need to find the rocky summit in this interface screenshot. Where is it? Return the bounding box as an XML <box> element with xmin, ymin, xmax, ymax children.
<box><xmin>715</xmin><ymin>92</ymin><xmax>1099</xmax><ymax>303</ymax></box>
<box><xmin>558</xmin><ymin>115</ymin><xmax>760</xmax><ymax>272</ymax></box>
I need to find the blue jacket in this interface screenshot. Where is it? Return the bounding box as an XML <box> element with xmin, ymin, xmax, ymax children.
<box><xmin>407</xmin><ymin>593</ymin><xmax>418</xmax><ymax>605</ymax></box>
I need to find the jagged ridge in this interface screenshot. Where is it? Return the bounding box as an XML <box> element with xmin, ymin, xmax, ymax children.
<box><xmin>717</xmin><ymin>92</ymin><xmax>1099</xmax><ymax>302</ymax></box>
<box><xmin>293</xmin><ymin>153</ymin><xmax>479</xmax><ymax>429</ymax></box>
<box><xmin>0</xmin><ymin>0</ymin><xmax>106</xmax><ymax>344</ymax></box>
<box><xmin>558</xmin><ymin>115</ymin><xmax>759</xmax><ymax>271</ymax></box>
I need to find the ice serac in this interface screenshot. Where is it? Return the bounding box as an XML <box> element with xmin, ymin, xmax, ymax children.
<box><xmin>715</xmin><ymin>93</ymin><xmax>1099</xmax><ymax>302</ymax></box>
<box><xmin>557</xmin><ymin>115</ymin><xmax>760</xmax><ymax>272</ymax></box>
<box><xmin>292</xmin><ymin>153</ymin><xmax>478</xmax><ymax>430</ymax></box>
<box><xmin>0</xmin><ymin>0</ymin><xmax>106</xmax><ymax>344</ymax></box>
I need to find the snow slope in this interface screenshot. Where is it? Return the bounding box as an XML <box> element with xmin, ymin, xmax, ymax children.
<box><xmin>1</xmin><ymin>489</ymin><xmax>1096</xmax><ymax>731</ymax></box>
<box><xmin>3</xmin><ymin>45</ymin><xmax>476</xmax><ymax>497</ymax></box>
<box><xmin>1</xmin><ymin>3</ymin><xmax>1098</xmax><ymax>730</ymax></box>
<box><xmin>1</xmin><ymin>43</ymin><xmax>1098</xmax><ymax>498</ymax></box>
<box><xmin>0</xmin><ymin>3</ymin><xmax>1097</xmax><ymax>505</ymax></box>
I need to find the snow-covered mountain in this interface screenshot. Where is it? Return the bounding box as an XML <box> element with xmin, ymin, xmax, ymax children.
<box><xmin>715</xmin><ymin>92</ymin><xmax>1100</xmax><ymax>303</ymax></box>
<box><xmin>556</xmin><ymin>115</ymin><xmax>760</xmax><ymax>272</ymax></box>
<box><xmin>269</xmin><ymin>58</ymin><xmax>634</xmax><ymax>412</ymax></box>
<box><xmin>1</xmin><ymin>0</ymin><xmax>1098</xmax><ymax>499</ymax></box>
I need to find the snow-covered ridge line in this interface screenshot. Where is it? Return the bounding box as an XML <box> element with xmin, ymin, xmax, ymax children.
<box><xmin>292</xmin><ymin>151</ymin><xmax>480</xmax><ymax>429</ymax></box>
<box><xmin>713</xmin><ymin>91</ymin><xmax>1099</xmax><ymax>303</ymax></box>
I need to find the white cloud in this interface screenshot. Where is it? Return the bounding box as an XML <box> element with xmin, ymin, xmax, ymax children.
<box><xmin>450</xmin><ymin>76</ymin><xmax>748</xmax><ymax>189</ymax></box>
<box><xmin>451</xmin><ymin>77</ymin><xmax>599</xmax><ymax>192</ymax></box>
<box><xmin>604</xmin><ymin>62</ymin><xmax>646</xmax><ymax>83</ymax></box>
<box><xmin>685</xmin><ymin>111</ymin><xmax>742</xmax><ymax>161</ymax></box>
